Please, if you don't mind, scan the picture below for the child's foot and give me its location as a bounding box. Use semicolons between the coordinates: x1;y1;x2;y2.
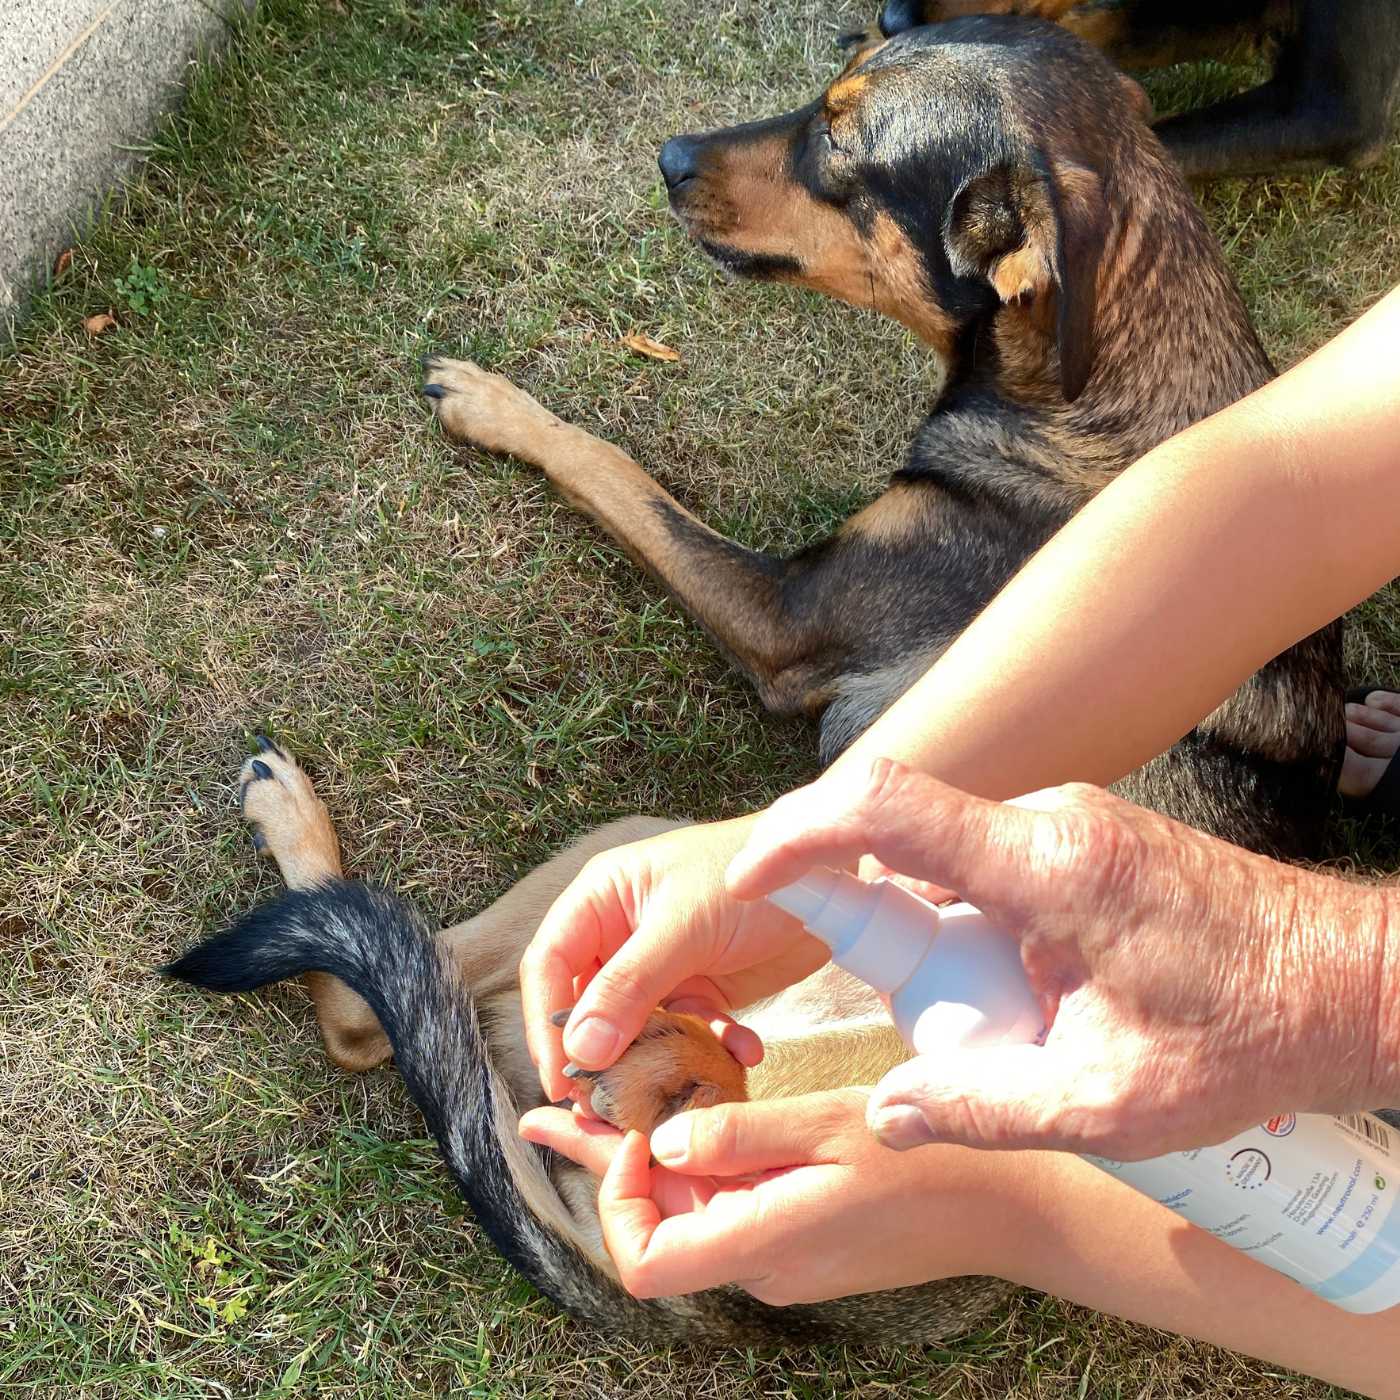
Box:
1340;690;1400;802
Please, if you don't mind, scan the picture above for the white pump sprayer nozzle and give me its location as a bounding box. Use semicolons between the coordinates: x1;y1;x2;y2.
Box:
766;867;939;995
764;868;841;929
766;867;1043;1047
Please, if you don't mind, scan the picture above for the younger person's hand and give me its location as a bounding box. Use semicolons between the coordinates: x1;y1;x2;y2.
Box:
520;816;830;1101
518;1089;1006;1303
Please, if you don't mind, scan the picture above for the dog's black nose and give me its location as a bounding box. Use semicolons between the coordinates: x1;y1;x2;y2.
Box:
879;0;925;37
658;136;702;190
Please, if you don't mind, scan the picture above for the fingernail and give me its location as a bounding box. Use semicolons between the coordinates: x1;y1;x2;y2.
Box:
564;1017;619;1067
871;1105;935;1151
650;1116;689;1164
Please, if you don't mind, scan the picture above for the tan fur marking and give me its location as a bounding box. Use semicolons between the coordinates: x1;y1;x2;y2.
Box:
572;1010;748;1133
749;1022;908;1101
662;126;958;356
803;211;959;357
827;71;874;114
990;242;1052;304
836;29;888;78
1057;8;1131;49
840;482;934;547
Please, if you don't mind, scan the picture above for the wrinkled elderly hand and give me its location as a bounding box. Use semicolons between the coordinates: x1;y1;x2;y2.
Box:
727;759;1400;1160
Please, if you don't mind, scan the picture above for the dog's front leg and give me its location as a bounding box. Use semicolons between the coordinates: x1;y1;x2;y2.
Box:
422;356;833;713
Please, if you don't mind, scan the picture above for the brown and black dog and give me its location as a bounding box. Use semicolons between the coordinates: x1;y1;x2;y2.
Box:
877;0;1400;178
172;19;1347;1346
421;16;1344;863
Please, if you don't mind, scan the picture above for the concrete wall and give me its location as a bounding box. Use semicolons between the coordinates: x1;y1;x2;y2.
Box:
1;0;250;334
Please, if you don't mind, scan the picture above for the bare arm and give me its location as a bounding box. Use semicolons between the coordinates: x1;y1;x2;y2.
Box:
831;284;1400;795
528;287;1400;1101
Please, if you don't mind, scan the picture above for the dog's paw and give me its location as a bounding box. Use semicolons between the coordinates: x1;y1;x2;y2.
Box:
420;355;559;459
564;1010;748;1134
238;735;340;885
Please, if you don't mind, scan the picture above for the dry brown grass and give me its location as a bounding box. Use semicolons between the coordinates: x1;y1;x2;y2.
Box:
1;0;1397;1394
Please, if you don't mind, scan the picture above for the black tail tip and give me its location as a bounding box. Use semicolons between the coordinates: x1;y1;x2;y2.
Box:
160;933;255;992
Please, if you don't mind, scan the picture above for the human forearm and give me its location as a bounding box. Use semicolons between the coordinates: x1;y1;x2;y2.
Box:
1016;1153;1400;1400
1289;866;1400;1110
527;1094;1400;1398
830;286;1400;798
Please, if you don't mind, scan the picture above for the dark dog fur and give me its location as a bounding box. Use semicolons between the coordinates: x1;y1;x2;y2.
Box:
427;17;1344;861
174;18;1351;1351
877;0;1400;178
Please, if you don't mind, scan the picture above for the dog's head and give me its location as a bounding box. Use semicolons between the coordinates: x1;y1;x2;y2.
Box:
659;19;1151;401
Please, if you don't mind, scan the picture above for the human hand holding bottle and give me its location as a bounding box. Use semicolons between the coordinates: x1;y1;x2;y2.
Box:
728;759;1400;1160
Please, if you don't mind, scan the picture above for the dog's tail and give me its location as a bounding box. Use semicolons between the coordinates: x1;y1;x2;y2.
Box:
163;880;709;1339
165;880;1011;1345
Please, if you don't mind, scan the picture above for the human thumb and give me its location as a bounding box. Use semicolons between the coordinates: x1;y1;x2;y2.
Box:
866;1045;1075;1153
650;1090;865;1175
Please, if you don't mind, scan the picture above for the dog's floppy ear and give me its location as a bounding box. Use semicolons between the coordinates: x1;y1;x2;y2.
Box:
944;157;1108;402
835;25;889;76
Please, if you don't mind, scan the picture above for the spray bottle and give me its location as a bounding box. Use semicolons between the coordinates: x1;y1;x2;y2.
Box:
767;867;1400;1314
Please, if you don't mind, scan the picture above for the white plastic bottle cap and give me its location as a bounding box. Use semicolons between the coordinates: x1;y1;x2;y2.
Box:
768;869;939;994
765;868;843;929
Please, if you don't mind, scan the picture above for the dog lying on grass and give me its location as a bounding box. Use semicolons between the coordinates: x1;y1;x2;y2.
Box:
171;18;1345;1345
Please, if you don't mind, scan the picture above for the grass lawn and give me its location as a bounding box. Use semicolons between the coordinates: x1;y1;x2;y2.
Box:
2;0;1398;1394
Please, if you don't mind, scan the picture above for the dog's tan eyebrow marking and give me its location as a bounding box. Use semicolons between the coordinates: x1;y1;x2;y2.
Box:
826;69;875;115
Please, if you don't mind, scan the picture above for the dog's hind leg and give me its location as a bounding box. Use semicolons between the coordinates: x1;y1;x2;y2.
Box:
238;739;393;1071
1151;0;1400;177
237;745;703;1098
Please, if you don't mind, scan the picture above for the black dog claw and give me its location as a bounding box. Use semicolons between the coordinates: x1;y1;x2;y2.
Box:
254;733;285;759
561;1062;596;1081
251;830;267;852
421;383;446;400
250;759;274;781
548;1007;574;1028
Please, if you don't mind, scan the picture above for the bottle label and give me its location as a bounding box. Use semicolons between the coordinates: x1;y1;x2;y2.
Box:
1088;1113;1400;1313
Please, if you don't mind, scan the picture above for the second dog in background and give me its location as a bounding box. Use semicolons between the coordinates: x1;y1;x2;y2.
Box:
876;0;1400;178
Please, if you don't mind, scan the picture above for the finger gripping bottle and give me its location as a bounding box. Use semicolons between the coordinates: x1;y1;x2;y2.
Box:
767;866;1400;1315
766;867;1044;1052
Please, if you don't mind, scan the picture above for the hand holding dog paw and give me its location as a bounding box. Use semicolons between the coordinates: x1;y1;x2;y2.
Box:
519;816;830;1103
519;1089;1000;1304
727;759;1398;1160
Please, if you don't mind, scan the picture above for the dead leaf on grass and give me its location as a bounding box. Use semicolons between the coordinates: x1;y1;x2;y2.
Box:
621;332;680;363
83;312;117;336
54;249;72;278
